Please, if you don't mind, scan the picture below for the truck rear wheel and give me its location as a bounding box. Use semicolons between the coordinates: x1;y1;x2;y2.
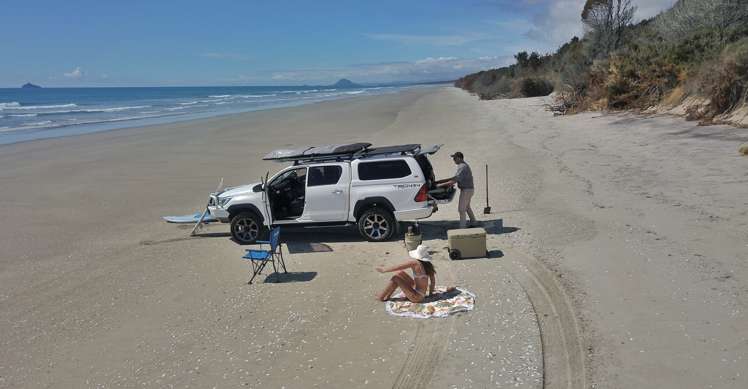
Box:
230;212;262;245
357;207;396;242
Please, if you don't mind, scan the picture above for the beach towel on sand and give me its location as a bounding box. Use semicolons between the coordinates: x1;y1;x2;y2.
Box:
385;287;475;319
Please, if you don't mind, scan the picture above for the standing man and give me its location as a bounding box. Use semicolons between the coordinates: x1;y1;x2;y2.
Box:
436;151;477;228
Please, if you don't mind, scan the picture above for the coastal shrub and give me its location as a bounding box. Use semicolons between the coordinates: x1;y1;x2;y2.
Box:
700;38;748;116
454;68;518;99
557;38;591;92
454;72;481;91
515;52;530;68
579;60;611;109
489;77;513;98
603;52;680;109
528;52;543;70
516;78;554;97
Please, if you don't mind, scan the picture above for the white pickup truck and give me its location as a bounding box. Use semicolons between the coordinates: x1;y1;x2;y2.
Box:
207;143;455;244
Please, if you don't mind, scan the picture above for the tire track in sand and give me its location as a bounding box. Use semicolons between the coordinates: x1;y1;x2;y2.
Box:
391;256;458;389
391;319;454;389
505;249;587;389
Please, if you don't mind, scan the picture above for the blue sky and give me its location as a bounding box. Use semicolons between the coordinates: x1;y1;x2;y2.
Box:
0;0;675;87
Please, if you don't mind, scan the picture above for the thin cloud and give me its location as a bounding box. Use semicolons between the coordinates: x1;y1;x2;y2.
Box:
266;56;513;84
415;57;459;64
63;66;83;79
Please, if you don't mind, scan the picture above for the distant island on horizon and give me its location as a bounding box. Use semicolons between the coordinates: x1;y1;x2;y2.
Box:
21;83;42;89
330;79;361;89
325;78;452;89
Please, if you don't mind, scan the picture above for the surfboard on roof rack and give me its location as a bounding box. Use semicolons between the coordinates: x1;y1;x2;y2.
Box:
262;146;314;161
263;142;372;162
362;144;442;157
362;144;420;156
305;143;372;156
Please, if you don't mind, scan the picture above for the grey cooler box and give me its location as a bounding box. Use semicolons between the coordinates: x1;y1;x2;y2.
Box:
447;228;487;259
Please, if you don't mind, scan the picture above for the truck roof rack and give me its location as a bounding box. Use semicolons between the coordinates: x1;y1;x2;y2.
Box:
263;143;436;164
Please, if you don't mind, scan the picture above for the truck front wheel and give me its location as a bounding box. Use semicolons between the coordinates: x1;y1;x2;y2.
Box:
230;212;262;245
357;207;396;242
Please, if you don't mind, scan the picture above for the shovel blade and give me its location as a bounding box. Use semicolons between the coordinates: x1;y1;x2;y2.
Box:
483;206;491;214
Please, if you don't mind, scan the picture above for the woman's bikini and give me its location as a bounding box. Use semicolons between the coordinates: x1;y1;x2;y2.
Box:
412;268;429;297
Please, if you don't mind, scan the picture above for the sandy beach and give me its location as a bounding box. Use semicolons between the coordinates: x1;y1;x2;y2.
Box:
1;87;747;388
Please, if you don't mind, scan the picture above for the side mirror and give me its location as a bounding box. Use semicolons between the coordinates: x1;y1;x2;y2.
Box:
253;183;263;192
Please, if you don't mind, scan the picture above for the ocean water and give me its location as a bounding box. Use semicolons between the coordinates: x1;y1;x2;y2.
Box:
0;85;406;145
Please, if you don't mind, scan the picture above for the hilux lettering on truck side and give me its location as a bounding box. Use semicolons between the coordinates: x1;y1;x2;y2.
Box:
393;184;422;190
206;143;455;244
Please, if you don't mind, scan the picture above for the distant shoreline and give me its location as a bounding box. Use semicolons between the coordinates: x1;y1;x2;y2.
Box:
0;80;453;90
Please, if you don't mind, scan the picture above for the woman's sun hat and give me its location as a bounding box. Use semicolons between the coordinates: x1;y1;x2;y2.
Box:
409;244;432;262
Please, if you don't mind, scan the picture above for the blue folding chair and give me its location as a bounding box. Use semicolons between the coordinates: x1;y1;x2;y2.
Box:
242;227;287;284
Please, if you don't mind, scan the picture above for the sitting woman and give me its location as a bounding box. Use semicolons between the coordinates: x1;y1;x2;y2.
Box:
376;245;454;303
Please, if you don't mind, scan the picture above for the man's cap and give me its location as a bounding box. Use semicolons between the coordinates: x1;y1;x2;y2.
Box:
450;151;464;159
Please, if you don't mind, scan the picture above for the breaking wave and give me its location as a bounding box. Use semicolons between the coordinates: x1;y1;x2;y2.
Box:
238;94;277;98
22;120;54;128
2;103;78;111
0;102;21;109
24;105;151;116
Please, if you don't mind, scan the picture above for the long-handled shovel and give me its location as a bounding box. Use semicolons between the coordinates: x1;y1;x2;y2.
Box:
483;164;491;214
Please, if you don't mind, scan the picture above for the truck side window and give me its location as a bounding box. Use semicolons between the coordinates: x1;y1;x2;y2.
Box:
307;166;343;186
358;160;411;180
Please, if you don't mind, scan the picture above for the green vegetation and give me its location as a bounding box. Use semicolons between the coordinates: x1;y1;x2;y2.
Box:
455;0;748;122
454;51;554;99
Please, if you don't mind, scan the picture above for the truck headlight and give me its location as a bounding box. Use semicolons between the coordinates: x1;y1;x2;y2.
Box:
218;197;232;207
